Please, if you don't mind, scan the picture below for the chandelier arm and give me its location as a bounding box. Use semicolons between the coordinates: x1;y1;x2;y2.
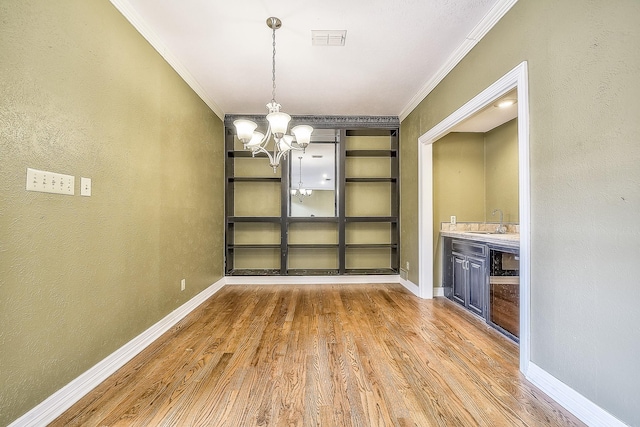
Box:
251;145;277;169
273;145;290;167
259;124;272;149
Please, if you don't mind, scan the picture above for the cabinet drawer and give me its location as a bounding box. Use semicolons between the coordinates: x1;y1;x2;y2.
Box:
452;240;487;257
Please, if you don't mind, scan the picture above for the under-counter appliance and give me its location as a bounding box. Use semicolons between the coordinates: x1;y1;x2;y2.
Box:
488;248;520;342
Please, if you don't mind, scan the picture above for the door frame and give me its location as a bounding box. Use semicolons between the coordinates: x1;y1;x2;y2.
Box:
417;61;530;373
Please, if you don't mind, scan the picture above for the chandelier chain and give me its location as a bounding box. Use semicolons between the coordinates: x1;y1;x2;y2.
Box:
271;22;276;104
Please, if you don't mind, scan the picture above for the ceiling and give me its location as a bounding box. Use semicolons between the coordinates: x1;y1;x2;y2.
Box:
450;88;518;133
110;0;517;119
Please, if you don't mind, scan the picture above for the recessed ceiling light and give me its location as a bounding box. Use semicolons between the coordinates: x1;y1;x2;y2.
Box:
494;99;517;108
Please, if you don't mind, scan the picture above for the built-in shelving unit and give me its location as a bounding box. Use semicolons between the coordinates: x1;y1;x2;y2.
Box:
342;129;399;275
224;117;399;276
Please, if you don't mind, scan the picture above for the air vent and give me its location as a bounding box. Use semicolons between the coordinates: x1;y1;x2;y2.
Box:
312;30;347;46
311;155;323;159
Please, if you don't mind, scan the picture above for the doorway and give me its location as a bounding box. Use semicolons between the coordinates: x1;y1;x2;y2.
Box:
417;61;530;373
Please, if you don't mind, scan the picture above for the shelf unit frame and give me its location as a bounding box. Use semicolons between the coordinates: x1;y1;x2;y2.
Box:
224;117;399;276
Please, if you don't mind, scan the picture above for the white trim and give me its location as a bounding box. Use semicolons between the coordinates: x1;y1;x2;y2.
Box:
433;286;445;297
399;0;518;121
226;275;423;299
527;363;628;427
398;277;421;297
108;0;225;120
224;274;402;286
418;142;434;299
417;62;530;373
9;278;226;427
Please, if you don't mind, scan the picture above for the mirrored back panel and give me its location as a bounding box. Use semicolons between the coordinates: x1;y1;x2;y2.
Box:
290;129;338;218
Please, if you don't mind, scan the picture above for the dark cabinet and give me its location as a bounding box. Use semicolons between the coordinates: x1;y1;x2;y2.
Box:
451;242;487;318
444;236;520;342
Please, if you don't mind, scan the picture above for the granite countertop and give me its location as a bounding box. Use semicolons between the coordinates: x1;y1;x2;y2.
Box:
440;222;520;249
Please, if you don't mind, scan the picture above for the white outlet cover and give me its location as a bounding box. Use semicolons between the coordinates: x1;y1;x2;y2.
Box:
81;177;91;196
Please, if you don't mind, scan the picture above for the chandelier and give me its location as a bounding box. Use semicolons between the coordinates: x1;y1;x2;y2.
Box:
234;17;313;173
291;156;313;201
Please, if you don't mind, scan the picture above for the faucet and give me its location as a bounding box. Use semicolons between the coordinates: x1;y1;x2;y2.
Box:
492;209;507;234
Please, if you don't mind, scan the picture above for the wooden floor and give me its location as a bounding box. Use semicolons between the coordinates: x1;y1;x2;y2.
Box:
52;284;584;426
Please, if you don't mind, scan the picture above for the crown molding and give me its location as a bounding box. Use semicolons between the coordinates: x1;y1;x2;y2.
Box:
224;115;400;129
398;0;518;122
109;0;225;120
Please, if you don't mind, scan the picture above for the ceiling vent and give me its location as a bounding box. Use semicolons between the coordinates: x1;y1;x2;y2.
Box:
312;30;347;46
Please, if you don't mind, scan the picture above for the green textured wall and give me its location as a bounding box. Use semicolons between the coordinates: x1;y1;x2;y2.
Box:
0;1;225;424
432;132;485;288
485;119;518;222
400;0;640;425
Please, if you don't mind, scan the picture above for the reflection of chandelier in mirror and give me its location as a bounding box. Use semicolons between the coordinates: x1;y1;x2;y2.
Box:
233;17;313;173
291;156;313;201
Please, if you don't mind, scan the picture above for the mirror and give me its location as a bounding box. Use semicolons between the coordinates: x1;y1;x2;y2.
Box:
289;129;337;217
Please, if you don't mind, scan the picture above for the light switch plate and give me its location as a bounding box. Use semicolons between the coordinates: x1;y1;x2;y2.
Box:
26;168;75;195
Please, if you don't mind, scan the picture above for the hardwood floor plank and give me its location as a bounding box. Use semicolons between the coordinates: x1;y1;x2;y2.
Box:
51;284;585;427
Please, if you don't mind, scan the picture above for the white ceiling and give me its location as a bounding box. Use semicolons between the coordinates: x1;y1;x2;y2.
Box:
110;0;517;119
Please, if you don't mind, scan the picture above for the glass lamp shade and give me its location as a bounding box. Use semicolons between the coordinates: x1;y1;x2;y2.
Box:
291;125;313;148
279;135;293;152
234;119;258;143
266;111;291;137
246;132;264;149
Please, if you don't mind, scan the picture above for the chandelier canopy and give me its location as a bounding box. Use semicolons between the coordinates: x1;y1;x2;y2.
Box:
234;17;313;173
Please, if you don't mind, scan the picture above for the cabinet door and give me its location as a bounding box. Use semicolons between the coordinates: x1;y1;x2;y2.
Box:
467;256;486;317
452;253;467;306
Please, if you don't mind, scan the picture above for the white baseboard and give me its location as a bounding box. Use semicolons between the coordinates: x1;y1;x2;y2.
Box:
226;275;428;300
433;286;445;297
526;362;627;427
9;278;226;427
398;276;420;297
224;274;402;285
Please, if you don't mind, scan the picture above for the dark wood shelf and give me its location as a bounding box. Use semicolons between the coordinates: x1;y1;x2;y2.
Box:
228;177;281;182
345;217;398;223
288;244;339;249
227;269;282;276
228;244;281;250
345;149;397;157
345;177;396;183
344;268;398;275
227;150;269;158
345;243;398;249
228;216;282;223
287;217;340;223
286;269;340;276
